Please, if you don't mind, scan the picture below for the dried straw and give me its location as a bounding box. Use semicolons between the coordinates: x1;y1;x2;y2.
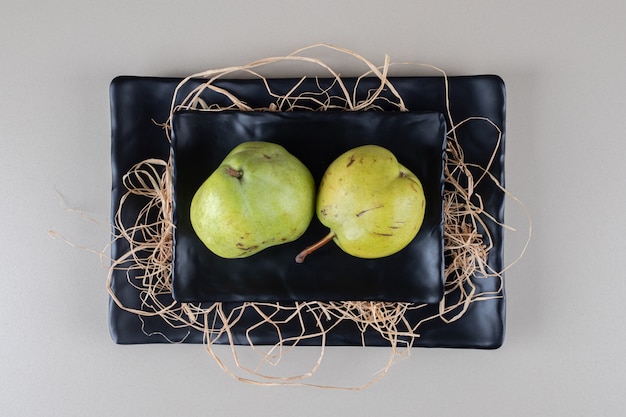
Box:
106;44;525;389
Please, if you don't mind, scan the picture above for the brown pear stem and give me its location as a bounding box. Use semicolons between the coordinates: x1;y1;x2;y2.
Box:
226;166;242;178
295;231;336;263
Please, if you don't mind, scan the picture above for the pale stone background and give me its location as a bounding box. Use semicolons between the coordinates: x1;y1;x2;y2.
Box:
2;1;624;415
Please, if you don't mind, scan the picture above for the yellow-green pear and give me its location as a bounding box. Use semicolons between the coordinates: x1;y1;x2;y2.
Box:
190;141;315;258
296;144;425;262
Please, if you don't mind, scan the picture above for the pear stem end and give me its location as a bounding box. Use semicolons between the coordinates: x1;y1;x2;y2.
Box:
226;166;243;178
295;231;336;263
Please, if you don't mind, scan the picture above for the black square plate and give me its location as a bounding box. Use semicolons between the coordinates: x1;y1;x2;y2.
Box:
171;111;446;304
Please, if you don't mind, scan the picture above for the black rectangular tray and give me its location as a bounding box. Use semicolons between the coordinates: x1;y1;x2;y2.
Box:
109;75;506;348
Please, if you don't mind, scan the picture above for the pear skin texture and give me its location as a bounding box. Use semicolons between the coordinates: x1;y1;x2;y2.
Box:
317;145;426;259
190;141;315;258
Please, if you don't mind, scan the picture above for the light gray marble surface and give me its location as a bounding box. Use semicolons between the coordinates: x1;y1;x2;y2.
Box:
2;1;625;415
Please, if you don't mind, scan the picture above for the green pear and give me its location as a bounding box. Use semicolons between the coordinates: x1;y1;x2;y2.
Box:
190;141;315;258
295;144;425;262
